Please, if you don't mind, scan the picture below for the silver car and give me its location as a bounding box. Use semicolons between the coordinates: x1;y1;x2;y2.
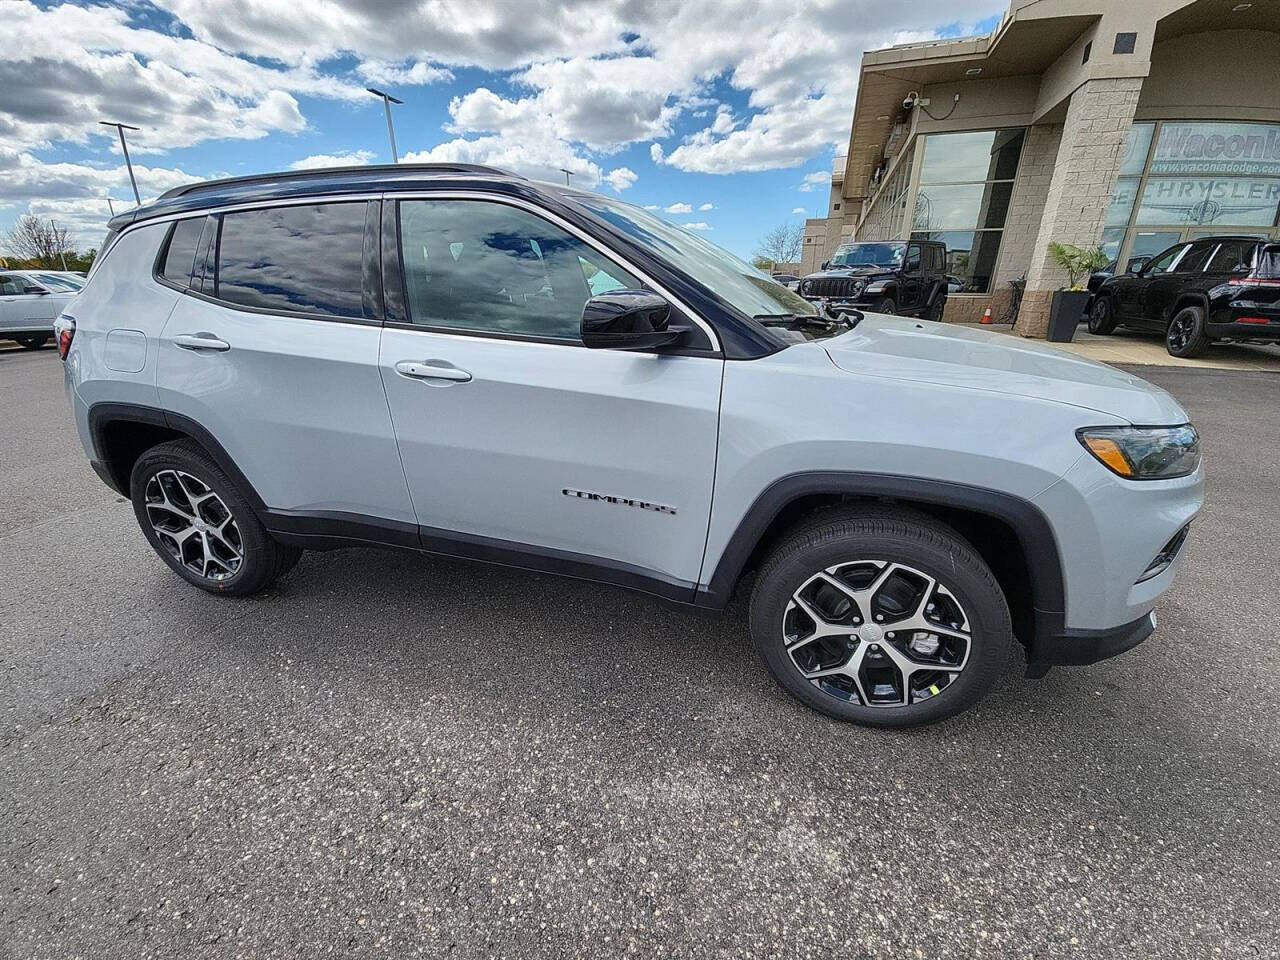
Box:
1;270;79;349
56;164;1203;726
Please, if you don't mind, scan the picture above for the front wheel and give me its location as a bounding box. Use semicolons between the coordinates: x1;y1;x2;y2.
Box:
749;508;1012;727
1087;296;1117;335
130;439;302;595
1166;305;1209;358
873;297;897;316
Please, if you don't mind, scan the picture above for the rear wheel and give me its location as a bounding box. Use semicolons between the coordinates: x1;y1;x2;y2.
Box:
749;508;1012;727
1166;304;1210;358
924;294;946;322
130;439;302;595
15;335;49;350
1087;296;1117;335
873;297;897;316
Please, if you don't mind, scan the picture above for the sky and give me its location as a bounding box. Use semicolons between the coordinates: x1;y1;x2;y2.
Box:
0;0;1006;261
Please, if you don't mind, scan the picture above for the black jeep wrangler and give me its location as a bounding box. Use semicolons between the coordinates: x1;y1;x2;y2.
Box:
798;240;949;320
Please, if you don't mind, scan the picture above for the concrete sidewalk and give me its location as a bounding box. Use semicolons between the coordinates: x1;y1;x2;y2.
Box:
954;321;1280;371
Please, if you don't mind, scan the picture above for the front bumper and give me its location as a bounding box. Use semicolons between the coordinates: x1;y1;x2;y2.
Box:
1025;610;1156;676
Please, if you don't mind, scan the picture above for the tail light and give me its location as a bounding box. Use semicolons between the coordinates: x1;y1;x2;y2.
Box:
54;315;75;360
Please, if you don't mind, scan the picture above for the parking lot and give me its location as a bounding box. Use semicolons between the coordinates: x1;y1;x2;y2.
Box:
2;342;1278;959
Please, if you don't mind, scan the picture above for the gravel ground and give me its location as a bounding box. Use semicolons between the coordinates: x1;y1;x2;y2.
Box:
2;343;1278;959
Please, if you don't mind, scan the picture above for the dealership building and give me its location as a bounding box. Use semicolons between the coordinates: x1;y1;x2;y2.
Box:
802;0;1280;335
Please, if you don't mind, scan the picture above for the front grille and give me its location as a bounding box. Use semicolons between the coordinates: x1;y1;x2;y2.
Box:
802;277;863;299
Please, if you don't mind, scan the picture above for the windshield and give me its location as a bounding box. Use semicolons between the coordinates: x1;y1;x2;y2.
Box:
33;273;82;291
568;194;818;319
830;242;905;269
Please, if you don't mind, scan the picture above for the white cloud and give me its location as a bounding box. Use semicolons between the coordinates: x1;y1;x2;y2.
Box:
792;206;807;214
643;204;660;210
649;143;665;164
357;61;454;87
290;150;377;170
403;136;603;187
710;106;736;135
682;221;712;231
664;202;693;214
798;171;830;192
698;202;714;211
602;167;638;192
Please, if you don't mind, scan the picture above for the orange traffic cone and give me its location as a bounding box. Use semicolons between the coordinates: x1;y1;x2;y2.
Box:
979;306;993;324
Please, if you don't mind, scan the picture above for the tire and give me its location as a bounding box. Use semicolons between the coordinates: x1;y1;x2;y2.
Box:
924;294;946;322
873;297;897;316
1087;296;1117;335
129;439;302;596
15;335;49;350
1165;304;1210;358
748;507;1012;728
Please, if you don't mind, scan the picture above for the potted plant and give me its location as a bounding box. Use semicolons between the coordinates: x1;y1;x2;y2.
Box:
1045;241;1109;342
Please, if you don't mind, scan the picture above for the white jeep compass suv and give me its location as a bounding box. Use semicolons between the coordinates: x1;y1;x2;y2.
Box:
56;164;1203;726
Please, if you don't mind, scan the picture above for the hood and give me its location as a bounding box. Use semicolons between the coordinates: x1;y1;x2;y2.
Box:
821;315;1188;424
805;265;889;281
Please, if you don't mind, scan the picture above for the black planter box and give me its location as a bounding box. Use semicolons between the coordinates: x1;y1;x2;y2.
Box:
1047;290;1090;342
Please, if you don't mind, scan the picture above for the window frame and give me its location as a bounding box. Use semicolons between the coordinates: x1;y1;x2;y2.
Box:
382;192;718;353
152;216;210;292
181;198;384;327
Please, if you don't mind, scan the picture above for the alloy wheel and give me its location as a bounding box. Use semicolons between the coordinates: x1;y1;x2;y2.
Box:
144;469;243;581
1167;311;1193;352
781;560;971;707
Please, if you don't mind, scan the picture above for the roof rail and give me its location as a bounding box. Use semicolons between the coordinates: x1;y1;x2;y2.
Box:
157;163;516;201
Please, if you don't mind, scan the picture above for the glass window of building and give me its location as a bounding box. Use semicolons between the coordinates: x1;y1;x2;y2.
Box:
912;128;1024;293
1102;120;1280;266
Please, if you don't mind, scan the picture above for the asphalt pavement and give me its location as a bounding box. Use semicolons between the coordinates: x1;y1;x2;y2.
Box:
2;342;1278;959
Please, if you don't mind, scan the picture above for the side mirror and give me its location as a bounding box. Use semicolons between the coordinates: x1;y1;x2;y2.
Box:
1126;256;1150;275
24;285;49;295
581;290;685;351
820;260;830;271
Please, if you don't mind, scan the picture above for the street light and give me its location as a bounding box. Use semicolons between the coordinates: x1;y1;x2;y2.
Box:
559;168;575;186
99;121;141;205
366;88;404;163
106;197;116;217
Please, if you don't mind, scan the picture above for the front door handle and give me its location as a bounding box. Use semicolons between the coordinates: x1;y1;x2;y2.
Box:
394;360;472;382
174;333;230;352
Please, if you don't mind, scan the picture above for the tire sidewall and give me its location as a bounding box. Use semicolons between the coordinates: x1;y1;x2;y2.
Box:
750;527;1010;727
875;297;897;316
130;443;269;594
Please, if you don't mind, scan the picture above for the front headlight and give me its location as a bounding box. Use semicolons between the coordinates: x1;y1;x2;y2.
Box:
1077;425;1200;480
863;282;885;294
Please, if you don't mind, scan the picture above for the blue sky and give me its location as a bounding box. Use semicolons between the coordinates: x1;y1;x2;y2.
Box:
1;1;1005;260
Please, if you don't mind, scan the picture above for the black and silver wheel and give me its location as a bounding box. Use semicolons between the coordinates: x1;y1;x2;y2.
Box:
749;509;1012;727
1087;296;1116;335
1166;305;1209;358
15;334;50;350
130;439;301;595
873;297;897;316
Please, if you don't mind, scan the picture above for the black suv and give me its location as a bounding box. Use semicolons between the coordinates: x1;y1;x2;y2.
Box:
797;240;948;320
1088;236;1280;358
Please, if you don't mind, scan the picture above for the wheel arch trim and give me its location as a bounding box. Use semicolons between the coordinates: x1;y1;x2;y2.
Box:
699;471;1066;618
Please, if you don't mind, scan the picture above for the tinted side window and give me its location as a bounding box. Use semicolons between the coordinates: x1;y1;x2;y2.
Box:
159;218;205;287
214;203;367;318
398;199;641;340
1146;245;1185;275
1206;241;1254;274
905;244;922;272
1172;242;1215;274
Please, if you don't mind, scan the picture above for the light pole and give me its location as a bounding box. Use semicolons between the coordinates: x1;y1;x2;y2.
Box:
106;197;116;217
366;88;403;163
50;220;69;270
99;121;141;205
559;167;575;186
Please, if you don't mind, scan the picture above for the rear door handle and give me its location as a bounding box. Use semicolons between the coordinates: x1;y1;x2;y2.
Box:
394;360;472;382
174;333;230;352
